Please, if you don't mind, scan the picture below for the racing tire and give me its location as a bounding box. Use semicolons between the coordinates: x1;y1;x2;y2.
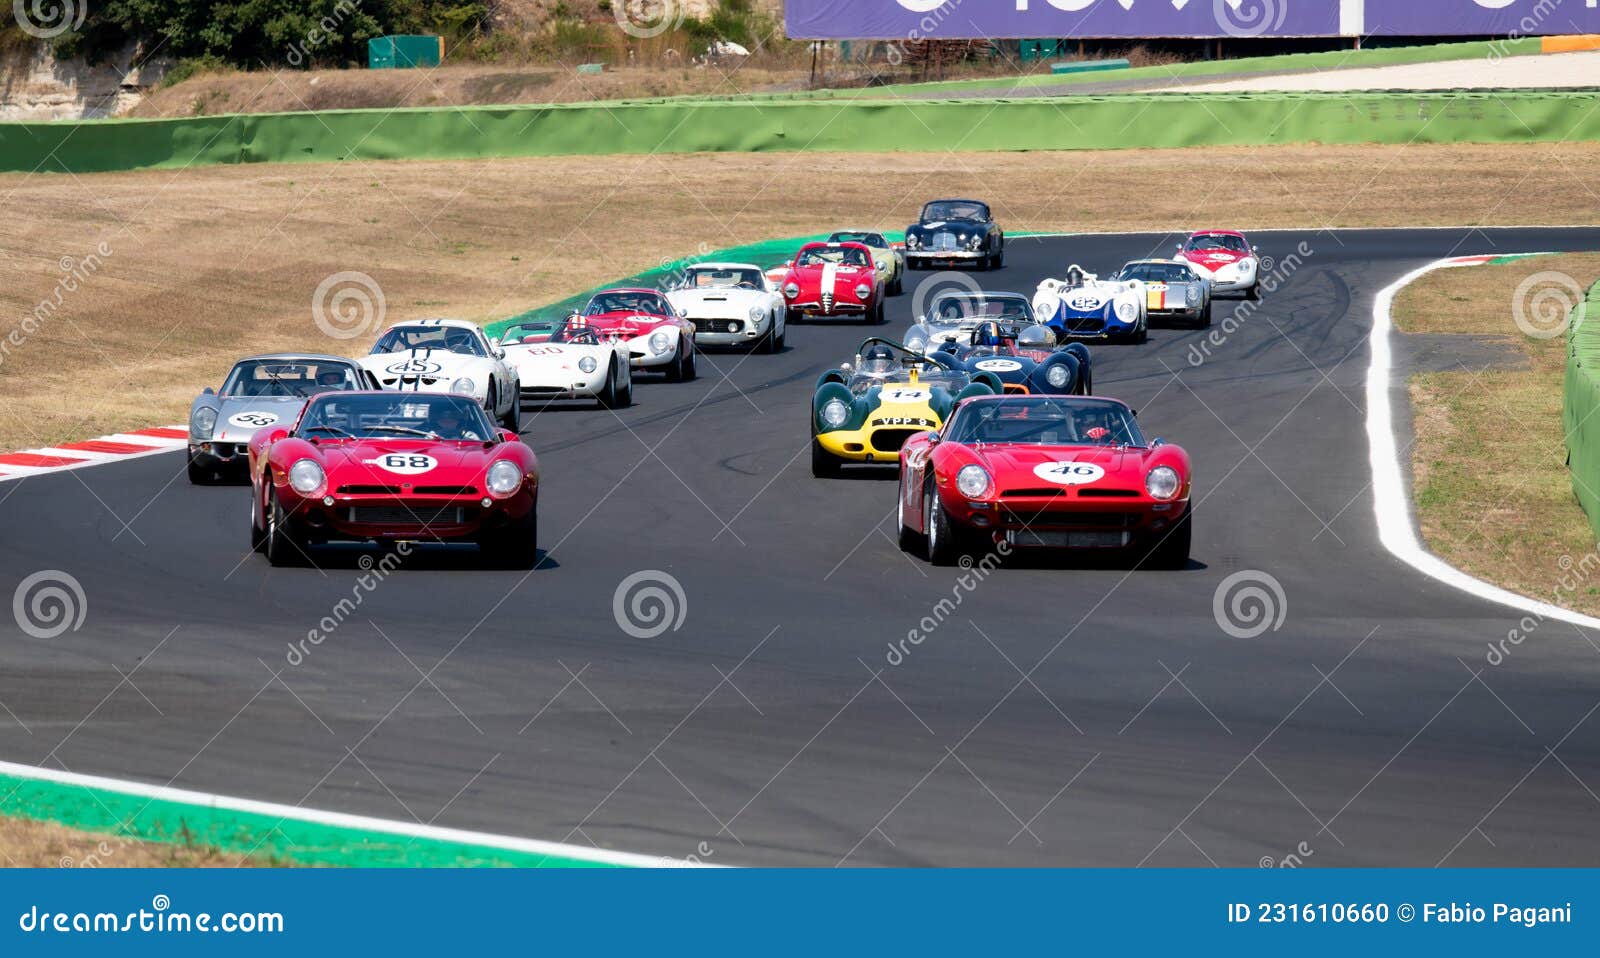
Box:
250;487;266;553
482;508;539;569
811;436;842;479
682;341;697;381
888;275;903;297
501;384;522;432
923;479;963;567
1246;282;1262;302
187;457;216;485
1143;506;1192;571
759;320;780;354
1198;301;1213;329
597;364;620;409
264;499;307;568
993;245;1004;270
896;484;921;553
774;323;786;351
1131;320;1149;345
664;341;687;382
620;366;634;406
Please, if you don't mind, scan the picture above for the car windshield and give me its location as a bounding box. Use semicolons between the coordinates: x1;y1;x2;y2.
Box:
922;201;988;223
797;246;870;268
829;232;887;249
1120;263;1195;283
685;268;764;290
948;398;1145;447
586;292;669;315
371;325;486;357
223;359;359;398
500;323;557;345
297;394;495;442
1186;234;1247;253
928;295;1032;327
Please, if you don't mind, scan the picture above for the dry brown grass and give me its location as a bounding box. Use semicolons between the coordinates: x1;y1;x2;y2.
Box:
2;142;1599;455
1399;253;1600;617
0;816;265;867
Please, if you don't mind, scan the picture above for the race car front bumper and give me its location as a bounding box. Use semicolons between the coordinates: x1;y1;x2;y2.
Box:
189;441;250;471
906;250;984;267
687;315;771;345
942;489;1187;550
817;422;936;463
788;300;870;320
280;489;535;543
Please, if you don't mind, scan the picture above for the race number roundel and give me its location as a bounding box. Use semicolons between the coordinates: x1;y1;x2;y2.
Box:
228;411;279;428
974;359;1022;373
385;358;443;375
1034;461;1105;486
364;453;438;475
880;386;930;404
1066;292;1104;311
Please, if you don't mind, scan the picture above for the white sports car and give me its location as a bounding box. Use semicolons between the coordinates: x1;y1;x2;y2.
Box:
495;319;633;408
666;263;787;352
359;318;522;429
1033;266;1149;343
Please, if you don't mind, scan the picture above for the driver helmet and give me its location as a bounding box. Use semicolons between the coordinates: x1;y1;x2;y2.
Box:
1017;325;1057;349
937;300;965;322
1065;265;1086;287
859;343;899;377
972;322;1004;348
317;369;347;388
435;406;463;434
1075;407;1117;443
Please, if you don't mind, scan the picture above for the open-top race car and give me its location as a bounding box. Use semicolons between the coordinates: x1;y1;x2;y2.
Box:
578;288;698;380
828;230;905;296
811;338;1001;477
897;394;1191;568
902;290;1036;352
774;241;886;324
927;321;1093;397
188;354;374;484
1034;265;1148;343
359;319;521;431
1113;259;1213;328
1175;229;1263;300
665;263;786;352
495;318;632;409
248;391;540;568
903;199;1004;271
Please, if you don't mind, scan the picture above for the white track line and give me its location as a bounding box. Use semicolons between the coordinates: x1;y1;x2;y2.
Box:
1368;256;1600;631
0;758;698;868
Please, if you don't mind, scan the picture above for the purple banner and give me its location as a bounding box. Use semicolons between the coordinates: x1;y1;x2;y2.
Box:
785;1;1340;40
1364;0;1600;36
784;0;1600;40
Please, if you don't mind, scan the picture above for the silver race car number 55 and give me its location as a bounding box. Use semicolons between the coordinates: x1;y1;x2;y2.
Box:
1034;461;1105;485
364;454;438;475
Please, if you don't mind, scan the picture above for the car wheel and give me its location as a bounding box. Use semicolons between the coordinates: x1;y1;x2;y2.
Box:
264;498;306;567
811;434;841;478
502;383;522;431
621;365;634;406
896;482;920;553
663;341;685;382
250;485;266;553
760;318;779;354
889;275;902;297
1143;506;1192;571
924;478;961;566
682;341;697;381
1246;282;1262;301
1199;301;1213;329
597;364;620;409
483;506;539;569
993;245;1004;270
774;321;786;351
187;457;215;485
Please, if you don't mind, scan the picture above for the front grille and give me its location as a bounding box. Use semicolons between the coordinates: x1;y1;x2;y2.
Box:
933;232;957;251
1010;529;1130;549
692;318;743;333
414;485;476;496
348;505;466;526
1001;488;1066;498
338;484;403;494
821;293;834;312
1006;511;1135;530
1078;489;1140;498
1063;317;1106;334
869;429;919;453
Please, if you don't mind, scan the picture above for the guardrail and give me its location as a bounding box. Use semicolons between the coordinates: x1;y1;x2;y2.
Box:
1564;281;1600;538
5;89;1600;175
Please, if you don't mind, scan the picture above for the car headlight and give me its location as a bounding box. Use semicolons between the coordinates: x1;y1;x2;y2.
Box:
956;464;991;499
191;406;217;436
855;284;872;301
1146;465;1181;501
1116;301;1138;323
1186;286;1202;306
1045;364;1071;388
288;458;325;496
876;260;888;272
904;330;929;353
969;234;984;250
578;356;597;374
451;377;475;395
958;233;968;244
820;399;850;429
649;331;671;354
748;306;765;322
784;282;800;299
486;459;523;498
906;234;920;249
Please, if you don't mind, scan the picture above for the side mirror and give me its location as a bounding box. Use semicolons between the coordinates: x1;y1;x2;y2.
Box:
499;429;520;444
494;347;507;359
1151;437;1165;447
202;386;215;396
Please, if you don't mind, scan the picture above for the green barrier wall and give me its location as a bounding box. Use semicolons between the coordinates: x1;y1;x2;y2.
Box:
1565;282;1600;538
6;89;1600;175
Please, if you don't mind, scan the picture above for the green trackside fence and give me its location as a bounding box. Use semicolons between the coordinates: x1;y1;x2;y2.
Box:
6;89;1600;175
1565;281;1600;539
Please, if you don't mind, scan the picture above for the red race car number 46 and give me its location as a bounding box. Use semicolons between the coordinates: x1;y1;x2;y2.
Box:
364;454;438;475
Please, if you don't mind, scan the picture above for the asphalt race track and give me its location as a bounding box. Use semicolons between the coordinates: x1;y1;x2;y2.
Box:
5;228;1600;867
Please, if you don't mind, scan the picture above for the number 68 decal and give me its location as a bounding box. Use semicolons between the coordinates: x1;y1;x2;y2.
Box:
363;454;437;475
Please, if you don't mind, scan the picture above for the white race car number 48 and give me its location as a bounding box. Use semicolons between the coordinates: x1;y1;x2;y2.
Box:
1034;461;1105;486
228;412;279;428
364;454;437;475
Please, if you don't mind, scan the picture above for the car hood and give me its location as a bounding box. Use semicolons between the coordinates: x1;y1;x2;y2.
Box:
205;395;309;442
359;350;489;382
972;443;1146;486
318;439;504;483
1184;249;1249;269
914;218;987;232
668;288;763;317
